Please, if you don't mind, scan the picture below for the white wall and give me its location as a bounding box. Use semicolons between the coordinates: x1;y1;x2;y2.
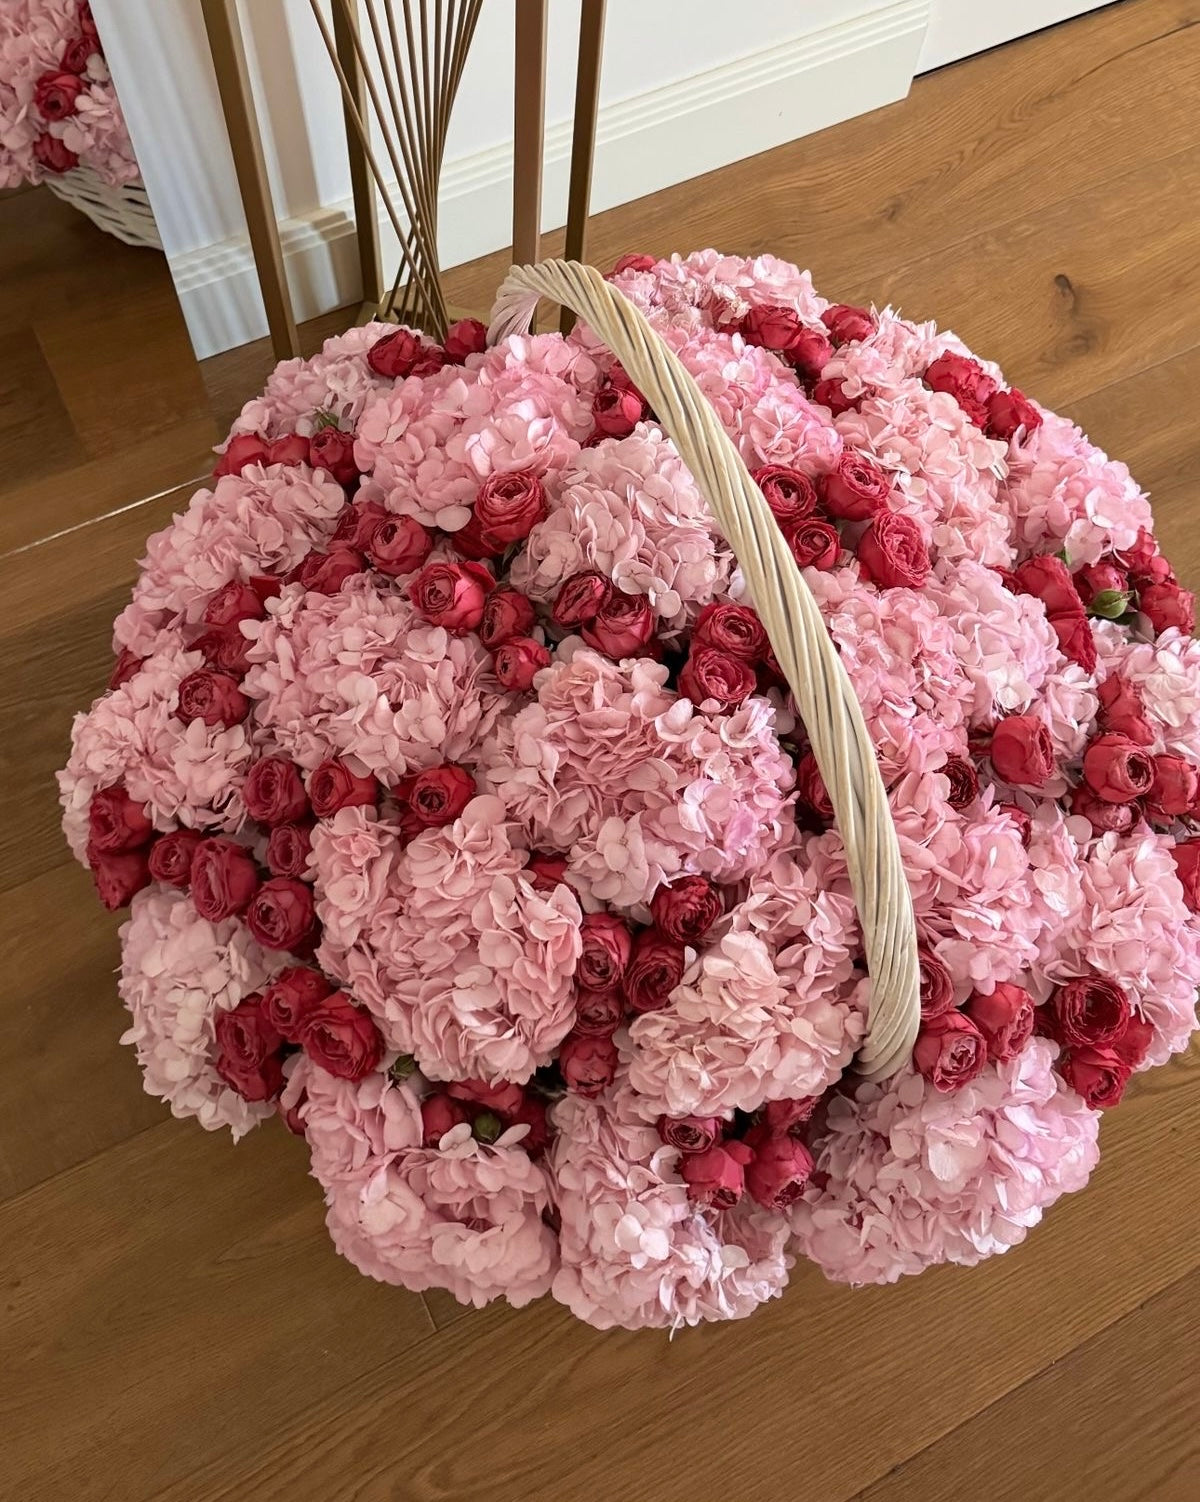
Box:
917;0;1112;72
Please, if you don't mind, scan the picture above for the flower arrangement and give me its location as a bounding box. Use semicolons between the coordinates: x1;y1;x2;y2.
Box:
1;0;138;188
59;249;1200;1330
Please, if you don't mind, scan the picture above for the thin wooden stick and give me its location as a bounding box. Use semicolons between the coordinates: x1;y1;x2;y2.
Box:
512;0;548;268
332;0;384;313
560;0;606;333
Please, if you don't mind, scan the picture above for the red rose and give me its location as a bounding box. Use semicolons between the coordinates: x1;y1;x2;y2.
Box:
60;35;94;74
762;1097;820;1133
203;579;266;632
1013;556;1079;615
624;929;686;1013
88;785;153;852
592;379;648;438
266;433;312;467
524;851;568;892
175;669;249;728
80;5;101;42
246;877;317;952
332;499;389;550
918;947;956;1019
581;590;655;658
109;647;144;690
193;627;252;677
577;913;634;990
990;714;1055;788
693;603;767;662
751;464;818;525
1051;611;1098;673
148;829;204;888
446;1078;525;1115
214;995;284;1102
913;1011;989;1092
1097;675;1154;745
1140;580;1195;636
266;821;313;879
480;587;536;648
998;802;1033;848
785;518;841;572
941;754;979;809
299;990;384;1079
34;70;84;121
88;845;151;911
679;1141;750;1208
857;511;930;589
1147;755;1198;819
925;352;998;425
739;303;806;354
262;965;330;1040
821;303;876;344
743;1126;814;1210
1170;840;1200;911
1082;733;1154;804
821;452;892;521
795;751;834;821
409;560;493;632
1058;1046;1130;1110
678;648;756;710
470;470;547;551
965;984;1034;1062
612;252;656;274
985;388;1042;442
559;1031;619;1097
367;327;425;378
1049;976;1131;1048
242;756;309;826
657;1115;723;1153
787;327;834;378
573;987;625;1036
190;838;259;921
1111;1013;1154;1071
308;427;359;486
364;515;432;578
552;570;612;628
811;377;857;416
651;875;722;944
408;764;475;827
308;758;379;818
442;317;488;363
421;1093;470;1146
213;433;268;477
1073;561;1128;609
287;547;365;594
507;1094;550;1155
33;132;78;172
493;637;551;691
1069;785;1137;836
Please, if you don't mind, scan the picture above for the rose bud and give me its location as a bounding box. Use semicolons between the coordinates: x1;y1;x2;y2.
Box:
298;990;384;1080
751;464;818;525
679;1141;751;1209
1097;675;1154;746
762;1097;820;1133
214;996;285;1103
1082;733;1155;804
573;987;625;1036
786;517;841;572
1048;976;1131;1049
307;758;380;818
1074;561;1129;610
265;433;313;467
592;380;647;438
998;802;1033;849
421;1093;470;1146
287;547;366;594
941;754;979;809
480;587;537;648
33;132;78;173
445;1078;525;1116
493;637;551;691
34;69;84;120
612;252;656;274
1116;528;1163;579
243;756;309;826
147;829;204;888
581;590;656;658
266;822;314;879
740;303;807;353
109;647;145;691
1111;1012;1154;1071
246;877;318;952
411;348;448;377
657;1115;723;1154
788;327;834;379
408;559;493;632
262;965;331;1041
795;751;834;820
367;327;425;378
965;983;1035;1062
913;1011;989;1092
506;1094;550;1156
577;912;634;991
857;510;931;589
193;626;253;677
692;602;767;662
821;303;876;344
984;388;1043;442
1058;1046;1131;1110
88;845;152;912
558;1031;619;1098
1147;755;1199;820
60;35;95;75
408;764;475;827
1140;580;1196;636
524;851;568;892
472;1109;504;1144
918;947;956;1019
203;579;266;632
1050;610;1098;674
552;570;612;628
1069;785;1138;836
189;838;259;921
366;515;433;577
1171;839;1200;911
442;317;488;363
811;377;858;416
990;714;1055;788
308;427;359;486
175;669;249;728
743;1126;815;1210
472;470;547;550
624;929;687;1013
651;875;723;944
924;351;998;426
678;648;756;711
332;499;388;549
88;785;153;853
821;452;892;521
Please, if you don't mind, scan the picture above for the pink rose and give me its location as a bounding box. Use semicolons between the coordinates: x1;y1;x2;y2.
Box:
446;1078;525;1116
421;1093;470;1145
573;987;625;1036
1140;580;1196;635
407;764;476;827
214;995;284;1103
811;377;857;416
148;829;204;888
246;877;318;952
1058;1046;1130;1110
821;303;876;343
1048;976;1131;1049
990;714;1055;788
925;352;998;426
985;388;1042;442
109;648;144;691
470;470;547;550
242;756;309;826
307;759;380;818
918;947;956;1019
795;752;834;820
577;913;634;991
913;1011;989;1093
332;499;389;550
679;1141;752;1209
524;851;568;892
624;929;686;1014
367;327;425;378
480;588;536;648
558;1031;619;1097
300;990;384;1080
87;845;151;912
33;133;78;173
580;591;656;658
1171;840;1200;911
366;516;433;577
1082;733;1155;804
88;785;153;853
751;464;818;525
1147;755;1198;819
821;452;892;521
409;560;493;632
266;821;314;879
442;318;488;363
1069;786;1137;836
692;602;767;661
762;1097;820;1134
493;637;551;691
552;570;612;628
650;875;723;944
743;1125;815;1210
308;427;359;486
34;70;83;121
965;983;1034;1062
263;965;330;1040
287;547;366;593
190;838;259;921
175;669;249;728
857;511;930;589
785;517;841;572
678;648;756;710
657;1115;723;1154
204;579;267;630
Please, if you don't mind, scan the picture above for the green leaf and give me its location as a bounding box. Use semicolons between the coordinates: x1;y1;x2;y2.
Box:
388;1053;417;1082
311;408;340;431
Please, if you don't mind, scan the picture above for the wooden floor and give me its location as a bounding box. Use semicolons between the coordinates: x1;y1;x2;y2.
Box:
2;3;1199;1497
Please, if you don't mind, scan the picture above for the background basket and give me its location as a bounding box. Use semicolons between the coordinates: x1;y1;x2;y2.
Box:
44;166;160;250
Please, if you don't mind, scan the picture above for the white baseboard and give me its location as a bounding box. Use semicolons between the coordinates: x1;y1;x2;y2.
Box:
174;0;930;358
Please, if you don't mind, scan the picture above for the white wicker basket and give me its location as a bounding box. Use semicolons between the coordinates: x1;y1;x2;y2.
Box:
44;165;161;250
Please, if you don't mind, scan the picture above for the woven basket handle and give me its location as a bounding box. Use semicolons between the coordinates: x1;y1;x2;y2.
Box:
489;259;920;1080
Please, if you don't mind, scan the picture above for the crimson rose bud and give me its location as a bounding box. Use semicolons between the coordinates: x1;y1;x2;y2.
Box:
366;516;433;577
581;590;656;658
559;1031;619;1097
918;947;956;1019
331;499;388;550
553;570;612;628
147;829;204;888
1069;785;1137;836
190;838;259;921
525;851;568;892
821;303;876;344
193;626;252;677
811;377;857;416
1073;561;1128;609
1049;976;1131;1049
243;756;309;826
998;802;1033;849
1097;675;1154;745
1082;733;1155;804
34;69;84;120
480;587;537;648
442;317;488;363
795;752;834;820
1051;611;1098;674
740;303;806;354
1014;556;1081;616
744;1126;815;1210
650;875;722;944
990;714;1055;788
624;929;686;1013
1171;839;1200;911
408;559;493;632
857;510;931;589
88;845;152;911
60;35;94;74
1140;580;1196;636
445;1077;525;1115
367;327;425;378
786;518;841;572
577;912;634;991
984;387;1042;442
287;547;365;594
924;352;998;426
266;822;313;879
33;132;77;172
1112;1013;1154;1071
679;1143;747;1209
408;764;475;827
678;648;756;711
573;987;625;1036
965;984;1034;1062
762;1097;820;1133
266;433;313;467
507;1094;550;1156
421;1093;470;1146
89;785;153;852
1147;755;1198;819
658;1115;723;1154
214;996;285;1103
751;464;818;525
308;427;359;485
263;965;330;1040
204;578;267;630
913;1011;989;1092
109;647;144;691
308;758;379;818
299;990;383;1080
493;637;551;691
592;381;647;438
211;430;266;476
175;669;249;728
612;252;656;274
1058;1046;1130;1110
472;470;547;549
941;754;980;809
246;877;317;952
821;452;891;521
692;602;767;662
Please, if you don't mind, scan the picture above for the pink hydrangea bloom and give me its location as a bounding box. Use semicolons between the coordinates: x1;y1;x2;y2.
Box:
289;1056;422;1181
353;366;479;531
228;322;396;439
1094;621;1200;757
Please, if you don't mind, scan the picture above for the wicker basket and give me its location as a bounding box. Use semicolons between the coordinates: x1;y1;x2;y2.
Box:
44;166;161;250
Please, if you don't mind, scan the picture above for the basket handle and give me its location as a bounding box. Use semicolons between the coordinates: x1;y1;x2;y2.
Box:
489;260;920;1080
